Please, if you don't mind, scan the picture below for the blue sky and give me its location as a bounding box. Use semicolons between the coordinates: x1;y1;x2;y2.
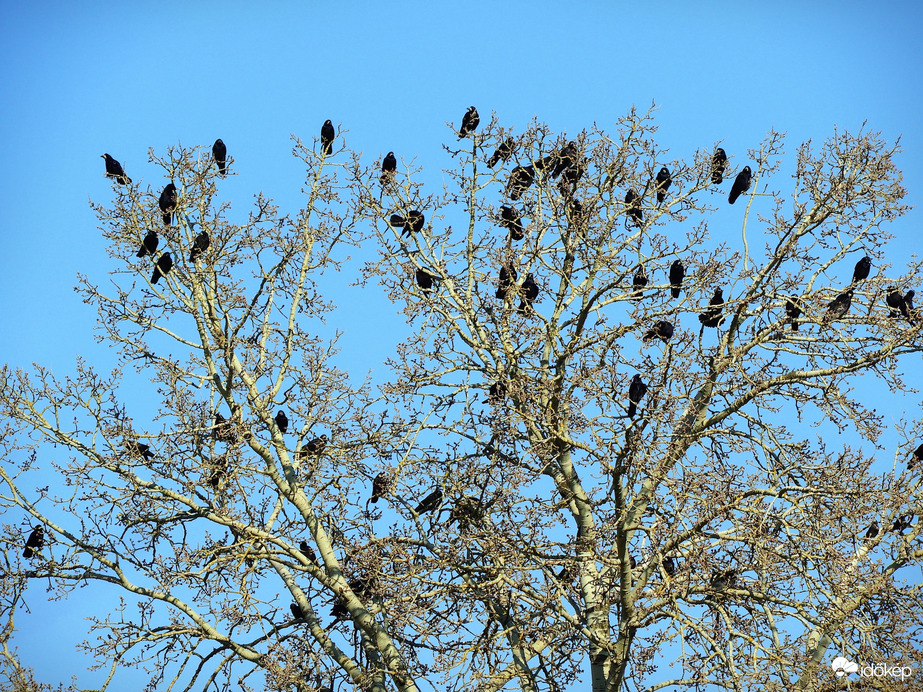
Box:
2;1;922;689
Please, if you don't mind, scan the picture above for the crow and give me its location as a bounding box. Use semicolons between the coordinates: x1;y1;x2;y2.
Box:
669;259;685;298
627;374;647;418
487;137;514;167
557;160;585;195
506;165;535;200
158;183;178;225
290;602;306;621
151;252;174;285
23;526;44;559
711;148;727;184
728;166;752;204
212;139;227;176
189;231;210;262
785;298;803;331
415;268;439;293
886;287;904;317
824;291;853;323
632;267;648;301
852;256;871;283
699;288;725;328
305;434;328;455
567;198;588;228
331;577;375;620
643;320;674;342
499;205;524;241
125;441;155;459
403;210;425;237
299;541;318;563
518;273;539;313
208;454;228;487
320;120;335;156
710;568;737;592
496;264;518;301
458;106;479;138
890;514;914;535
663;555;677;577
371;472;389;504
909;443;923;470
415;489;444;514
864;522;880;540
137;231;159;258
624;189;642;226
275;410;289;435
487;381;507;402
901;289;916;323
380;151;397;184
102;154;131;185
655;166;671;205
551;141;578;179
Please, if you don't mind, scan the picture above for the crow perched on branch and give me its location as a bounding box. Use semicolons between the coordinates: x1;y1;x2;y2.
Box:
274;410;289;435
125;441;155;459
499;205;524;241
151;252;174;285
415;489;444;514
189;231;210;262
517;274;539;313
643;321;674;342
851;256;871;283
371;472;390;504
699;288;725;328
625;189;642;226
728;166;751;204
669;260;685;299
627;374;648;418
824;291;853;323
23;526;44;559
320;120;335;156
785;298;803;331
711;148;727;184
159;183;177;226
415;268;439;293
487;137;514;168
102;154;131;185
496;264;518;301
458;106;479;138
655;166;671;204
305;435;329;455
380;151;397;184
212;139;227;176
506;165;534;200
137;231;159;258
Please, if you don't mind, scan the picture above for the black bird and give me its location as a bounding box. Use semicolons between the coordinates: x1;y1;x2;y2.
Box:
370;472;389;504
626;374;648;418
728;166;752;204
643;320;674;342
886;287;904;317
711;148;727;185
663;555;677;577
624;189;643;226
299;541;318;563
290;602;306;621
785;298;803;331
632;268;648;301
487;137;514;167
380;151;397;184
487;381;507;402
389;214;406;229
212;139;227;176
864;522;880;540
331;577;375;620
909;443;923;470
499;205;524;241
403;210;425;237
518;273;539;313
23;526;44;559
710;569;737;592
901;289;916;323
824;291;853;323
415;268;438;293
557;160;585;195
125;441;155;459
655;166;671;205
890;514;914;535
320;120;335;156
415;489;444;514
496;264;518;301
699;288;725;328
669;259;685;299
567;198;588;228
213;413;237;443
208;454;228;487
101;154;131;185
305;434;328;455
852;256;871;283
151;252;174;285
551;141;578;179
506;165;535;200
136;231;159;258
158;183;177;226
275;410;289;435
458;106;479;139
189;231;210;262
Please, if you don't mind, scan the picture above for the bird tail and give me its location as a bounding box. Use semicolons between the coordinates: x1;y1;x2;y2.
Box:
189;249;199;263
152;269;161;284
627;402;637;417
163;212;172;226
671;287;680;298
791;322;799;331
137;246;147;258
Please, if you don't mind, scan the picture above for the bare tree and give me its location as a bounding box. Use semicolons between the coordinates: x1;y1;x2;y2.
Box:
2;108;922;692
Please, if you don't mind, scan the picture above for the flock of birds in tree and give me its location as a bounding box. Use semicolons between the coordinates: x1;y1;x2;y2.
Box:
20;111;922;623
